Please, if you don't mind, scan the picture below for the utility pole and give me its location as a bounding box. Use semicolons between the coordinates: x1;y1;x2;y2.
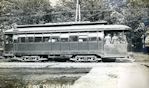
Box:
75;0;81;22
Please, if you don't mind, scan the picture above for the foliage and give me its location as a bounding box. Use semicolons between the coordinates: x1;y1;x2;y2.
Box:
54;0;108;22
0;0;53;25
128;0;149;7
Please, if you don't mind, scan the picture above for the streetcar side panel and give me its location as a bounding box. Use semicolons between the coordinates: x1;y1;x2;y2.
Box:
13;31;104;57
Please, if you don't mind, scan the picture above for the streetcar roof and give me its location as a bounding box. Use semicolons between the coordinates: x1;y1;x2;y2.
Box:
16;21;108;28
5;22;131;34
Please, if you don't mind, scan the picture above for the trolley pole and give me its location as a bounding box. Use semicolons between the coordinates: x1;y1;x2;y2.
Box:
75;0;81;22
78;4;81;22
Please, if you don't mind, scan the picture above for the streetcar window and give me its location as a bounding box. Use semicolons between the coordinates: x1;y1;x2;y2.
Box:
79;32;88;42
51;36;60;42
35;37;42;42
25;34;34;42
43;37;50;42
61;38;68;42
20;37;25;43
28;37;34;42
79;36;88;42
88;32;97;41
89;37;97;41
60;33;69;42
43;33;51;42
69;36;78;42
25;37;29;42
79;38;88;42
13;35;18;43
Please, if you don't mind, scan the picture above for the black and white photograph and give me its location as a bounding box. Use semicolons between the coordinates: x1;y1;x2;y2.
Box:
0;0;149;88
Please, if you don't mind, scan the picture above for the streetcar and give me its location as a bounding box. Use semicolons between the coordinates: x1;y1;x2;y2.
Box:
4;21;131;62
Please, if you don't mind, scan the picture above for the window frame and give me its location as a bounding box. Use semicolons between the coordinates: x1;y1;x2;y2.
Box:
43;33;51;42
60;33;69;42
69;32;79;42
78;32;88;42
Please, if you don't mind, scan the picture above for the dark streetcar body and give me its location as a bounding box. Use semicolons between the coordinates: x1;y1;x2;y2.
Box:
4;22;131;62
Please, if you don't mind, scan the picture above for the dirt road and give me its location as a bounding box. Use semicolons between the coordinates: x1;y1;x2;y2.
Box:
71;63;149;88
0;62;149;88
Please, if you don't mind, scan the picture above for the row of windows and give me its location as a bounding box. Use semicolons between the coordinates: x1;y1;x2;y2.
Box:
6;31;128;44
15;36;102;43
12;32;104;43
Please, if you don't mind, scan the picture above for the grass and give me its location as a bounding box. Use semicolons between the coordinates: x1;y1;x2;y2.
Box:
132;52;149;62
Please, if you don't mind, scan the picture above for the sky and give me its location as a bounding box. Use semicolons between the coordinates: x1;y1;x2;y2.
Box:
49;0;59;6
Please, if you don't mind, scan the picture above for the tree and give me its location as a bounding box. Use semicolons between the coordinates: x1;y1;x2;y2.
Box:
0;0;53;25
128;0;149;7
0;0;14;16
54;0;108;22
124;0;149;51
